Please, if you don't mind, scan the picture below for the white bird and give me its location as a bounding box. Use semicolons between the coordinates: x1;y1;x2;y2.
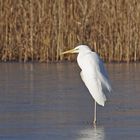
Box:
61;45;112;124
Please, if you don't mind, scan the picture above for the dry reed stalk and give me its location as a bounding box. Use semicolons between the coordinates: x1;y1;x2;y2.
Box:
1;0;140;62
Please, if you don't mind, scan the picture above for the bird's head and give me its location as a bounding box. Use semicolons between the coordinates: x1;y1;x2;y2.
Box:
61;45;91;55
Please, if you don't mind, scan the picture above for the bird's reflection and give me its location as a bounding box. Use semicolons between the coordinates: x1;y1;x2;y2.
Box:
77;126;105;140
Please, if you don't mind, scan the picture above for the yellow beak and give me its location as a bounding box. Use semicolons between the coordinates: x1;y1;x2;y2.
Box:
61;49;75;55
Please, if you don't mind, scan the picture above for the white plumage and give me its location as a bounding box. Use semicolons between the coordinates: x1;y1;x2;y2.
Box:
76;45;111;106
61;45;112;124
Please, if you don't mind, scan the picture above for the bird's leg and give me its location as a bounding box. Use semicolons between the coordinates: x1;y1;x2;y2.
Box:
93;101;96;124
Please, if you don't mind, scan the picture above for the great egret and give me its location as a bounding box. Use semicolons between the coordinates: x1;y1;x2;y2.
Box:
61;45;112;124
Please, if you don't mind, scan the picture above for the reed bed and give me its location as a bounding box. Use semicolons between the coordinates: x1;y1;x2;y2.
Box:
1;0;140;62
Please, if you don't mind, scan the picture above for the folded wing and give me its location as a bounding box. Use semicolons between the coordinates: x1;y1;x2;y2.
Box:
79;52;111;106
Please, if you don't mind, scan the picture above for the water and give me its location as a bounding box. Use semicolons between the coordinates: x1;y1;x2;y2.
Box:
0;63;140;140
